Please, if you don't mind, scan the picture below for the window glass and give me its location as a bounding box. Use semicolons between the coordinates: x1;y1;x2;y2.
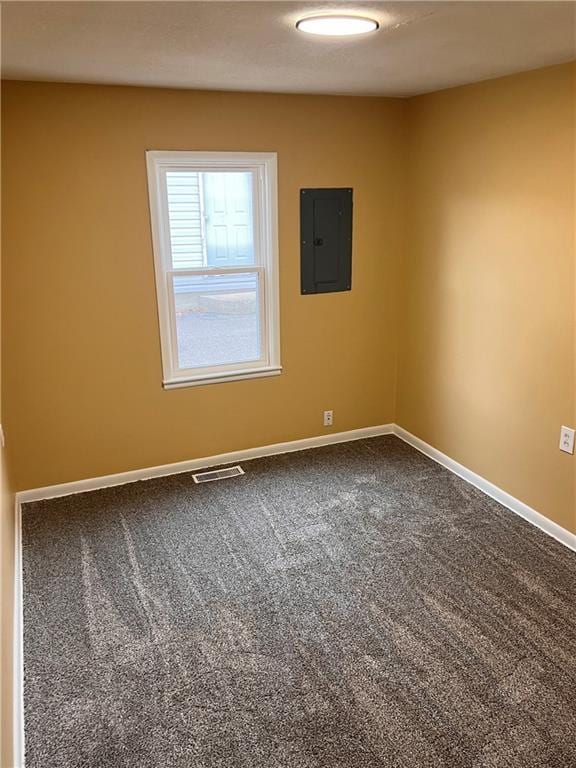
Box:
147;151;279;387
172;273;261;370
166;171;255;270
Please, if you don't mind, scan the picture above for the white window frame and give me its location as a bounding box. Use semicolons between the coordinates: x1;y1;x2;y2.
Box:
146;151;281;389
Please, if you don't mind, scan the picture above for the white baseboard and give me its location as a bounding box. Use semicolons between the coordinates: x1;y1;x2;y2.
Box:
12;498;24;768
393;425;576;553
12;420;576;765
16;424;395;505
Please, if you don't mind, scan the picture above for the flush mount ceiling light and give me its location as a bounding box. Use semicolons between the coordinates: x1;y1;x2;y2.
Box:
296;15;379;37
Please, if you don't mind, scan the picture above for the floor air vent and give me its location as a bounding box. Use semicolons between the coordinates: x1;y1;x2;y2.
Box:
192;466;245;484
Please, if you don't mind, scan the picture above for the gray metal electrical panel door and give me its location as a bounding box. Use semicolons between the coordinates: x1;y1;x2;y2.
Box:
300;188;353;294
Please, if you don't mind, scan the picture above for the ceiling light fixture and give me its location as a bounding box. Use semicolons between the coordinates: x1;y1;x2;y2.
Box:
296;15;379;37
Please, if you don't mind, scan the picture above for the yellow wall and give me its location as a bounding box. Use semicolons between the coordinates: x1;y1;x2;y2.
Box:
1;82;406;491
397;63;576;533
1;65;575;534
0;62;574;766
1;76;15;762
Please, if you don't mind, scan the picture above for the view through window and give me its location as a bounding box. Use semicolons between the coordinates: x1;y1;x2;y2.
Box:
146;152;280;387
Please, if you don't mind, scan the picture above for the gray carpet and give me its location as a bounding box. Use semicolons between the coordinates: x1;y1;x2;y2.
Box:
22;436;576;768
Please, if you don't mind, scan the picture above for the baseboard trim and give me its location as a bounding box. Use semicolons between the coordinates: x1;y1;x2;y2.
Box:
393;425;576;553
16;424;395;505
12;498;24;768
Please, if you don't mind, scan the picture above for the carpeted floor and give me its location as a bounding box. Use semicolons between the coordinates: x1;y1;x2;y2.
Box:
22;436;576;767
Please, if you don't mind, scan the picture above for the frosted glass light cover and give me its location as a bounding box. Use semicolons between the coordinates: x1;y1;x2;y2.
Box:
296;15;378;37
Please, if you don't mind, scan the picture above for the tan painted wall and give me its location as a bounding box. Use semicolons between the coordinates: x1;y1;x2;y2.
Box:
2;82;407;491
397;63;576;533
0;63;574;764
1;73;15;762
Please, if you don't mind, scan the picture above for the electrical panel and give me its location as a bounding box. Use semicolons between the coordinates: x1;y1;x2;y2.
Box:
300;188;353;295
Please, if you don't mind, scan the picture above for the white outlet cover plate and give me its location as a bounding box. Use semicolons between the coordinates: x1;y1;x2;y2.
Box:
559;426;575;454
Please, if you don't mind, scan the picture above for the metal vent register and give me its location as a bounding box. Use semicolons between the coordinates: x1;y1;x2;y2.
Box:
192;466;245;484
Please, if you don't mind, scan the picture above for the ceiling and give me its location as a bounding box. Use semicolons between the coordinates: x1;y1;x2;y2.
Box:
2;1;575;97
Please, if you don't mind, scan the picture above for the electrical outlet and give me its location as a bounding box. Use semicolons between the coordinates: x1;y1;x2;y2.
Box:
323;410;333;427
559;426;575;455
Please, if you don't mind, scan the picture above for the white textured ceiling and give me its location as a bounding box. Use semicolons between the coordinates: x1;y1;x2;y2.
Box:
2;1;575;97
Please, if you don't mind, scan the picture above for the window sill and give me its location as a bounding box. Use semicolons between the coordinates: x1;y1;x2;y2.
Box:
163;366;282;389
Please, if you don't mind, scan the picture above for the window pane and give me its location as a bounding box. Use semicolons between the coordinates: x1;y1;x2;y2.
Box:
166;171;255;270
166;172;204;270
172;272;262;370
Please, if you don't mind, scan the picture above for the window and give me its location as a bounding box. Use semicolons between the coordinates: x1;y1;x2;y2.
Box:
146;151;281;388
